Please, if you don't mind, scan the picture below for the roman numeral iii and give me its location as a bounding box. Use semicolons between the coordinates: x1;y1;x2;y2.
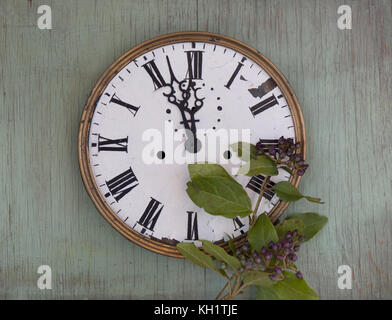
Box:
110;93;140;116
186;211;199;240
135;198;164;234
97;135;128;152
246;175;276;201
142;60;167;89
105;167;139;202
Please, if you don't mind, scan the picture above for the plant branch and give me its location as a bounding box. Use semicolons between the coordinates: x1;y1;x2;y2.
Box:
250;176;270;226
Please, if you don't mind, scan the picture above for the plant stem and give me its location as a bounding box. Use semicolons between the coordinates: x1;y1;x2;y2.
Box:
215;281;229;300
250;176;270;226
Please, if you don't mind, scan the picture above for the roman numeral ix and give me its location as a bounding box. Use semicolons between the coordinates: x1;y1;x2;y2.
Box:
97;135;128;152
110;93;140;116
135;198;164;234
105;167;139;202
246;175;276;201
186;211;199;240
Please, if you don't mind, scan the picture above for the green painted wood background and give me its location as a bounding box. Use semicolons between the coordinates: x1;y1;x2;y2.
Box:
0;0;391;299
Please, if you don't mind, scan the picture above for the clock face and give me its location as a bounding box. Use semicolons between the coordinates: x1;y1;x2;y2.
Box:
80;33;304;256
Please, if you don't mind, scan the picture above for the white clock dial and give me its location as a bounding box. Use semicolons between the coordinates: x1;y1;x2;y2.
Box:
87;41;296;245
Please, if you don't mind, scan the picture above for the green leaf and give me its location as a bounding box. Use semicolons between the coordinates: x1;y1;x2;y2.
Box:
201;240;241;270
225;233;237;255
273;181;303;201
256;286;280;300
188;163;231;180
279;166;293;175
276;219;305;239
230;142;257;161
270;272;318;300
273;181;323;203
247;214;278;252
237;155;278;176
305;196;324;204
186;176;252;218
285;213;328;241
243;271;274;288
177;242;220;274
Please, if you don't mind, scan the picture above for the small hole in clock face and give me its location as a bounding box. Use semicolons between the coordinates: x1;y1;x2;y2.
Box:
157;151;165;160
223;150;232;160
217;106;222;111
166;109;171;114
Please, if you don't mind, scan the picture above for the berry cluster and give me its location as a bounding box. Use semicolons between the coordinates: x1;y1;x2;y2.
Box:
256;136;309;176
227;230;306;282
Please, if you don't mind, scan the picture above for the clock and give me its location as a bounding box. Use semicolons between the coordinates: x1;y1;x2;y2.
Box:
78;32;305;258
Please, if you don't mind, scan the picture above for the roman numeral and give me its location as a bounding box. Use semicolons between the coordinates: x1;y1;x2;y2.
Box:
142;60;167;89
249;94;278;117
98;135;128;152
110;93;140;116
186;51;203;80
257;139;279;153
186;211;199;240
246;175;276;201
233;217;245;234
105;167;139;202
135;198;164;234
248;78;277;98
225;57;246;89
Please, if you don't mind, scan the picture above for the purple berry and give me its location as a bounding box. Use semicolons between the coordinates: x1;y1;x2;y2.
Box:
293;245;300;252
268;241;274;248
290;253;298;261
269;274;277;281
261;247;267;254
292;230;298;237
296;271;303;279
283;247;290;255
264;252;273;260
246;263;252;269
285;232;292;240
284;242;291;248
298;236;306;242
272;244;278;251
274;266;282;274
255;257;262;264
276;254;284;260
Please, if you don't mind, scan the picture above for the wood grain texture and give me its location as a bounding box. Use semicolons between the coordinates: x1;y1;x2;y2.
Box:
0;0;391;299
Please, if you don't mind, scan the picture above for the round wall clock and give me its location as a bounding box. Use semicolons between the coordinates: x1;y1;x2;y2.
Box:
78;31;305;258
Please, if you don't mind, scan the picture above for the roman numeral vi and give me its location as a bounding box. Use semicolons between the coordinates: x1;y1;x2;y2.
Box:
186;211;199;240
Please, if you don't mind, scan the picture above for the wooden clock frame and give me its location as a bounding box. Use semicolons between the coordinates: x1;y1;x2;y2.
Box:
78;31;306;258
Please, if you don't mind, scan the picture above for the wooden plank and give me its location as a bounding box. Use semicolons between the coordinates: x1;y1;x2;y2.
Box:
0;0;391;299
